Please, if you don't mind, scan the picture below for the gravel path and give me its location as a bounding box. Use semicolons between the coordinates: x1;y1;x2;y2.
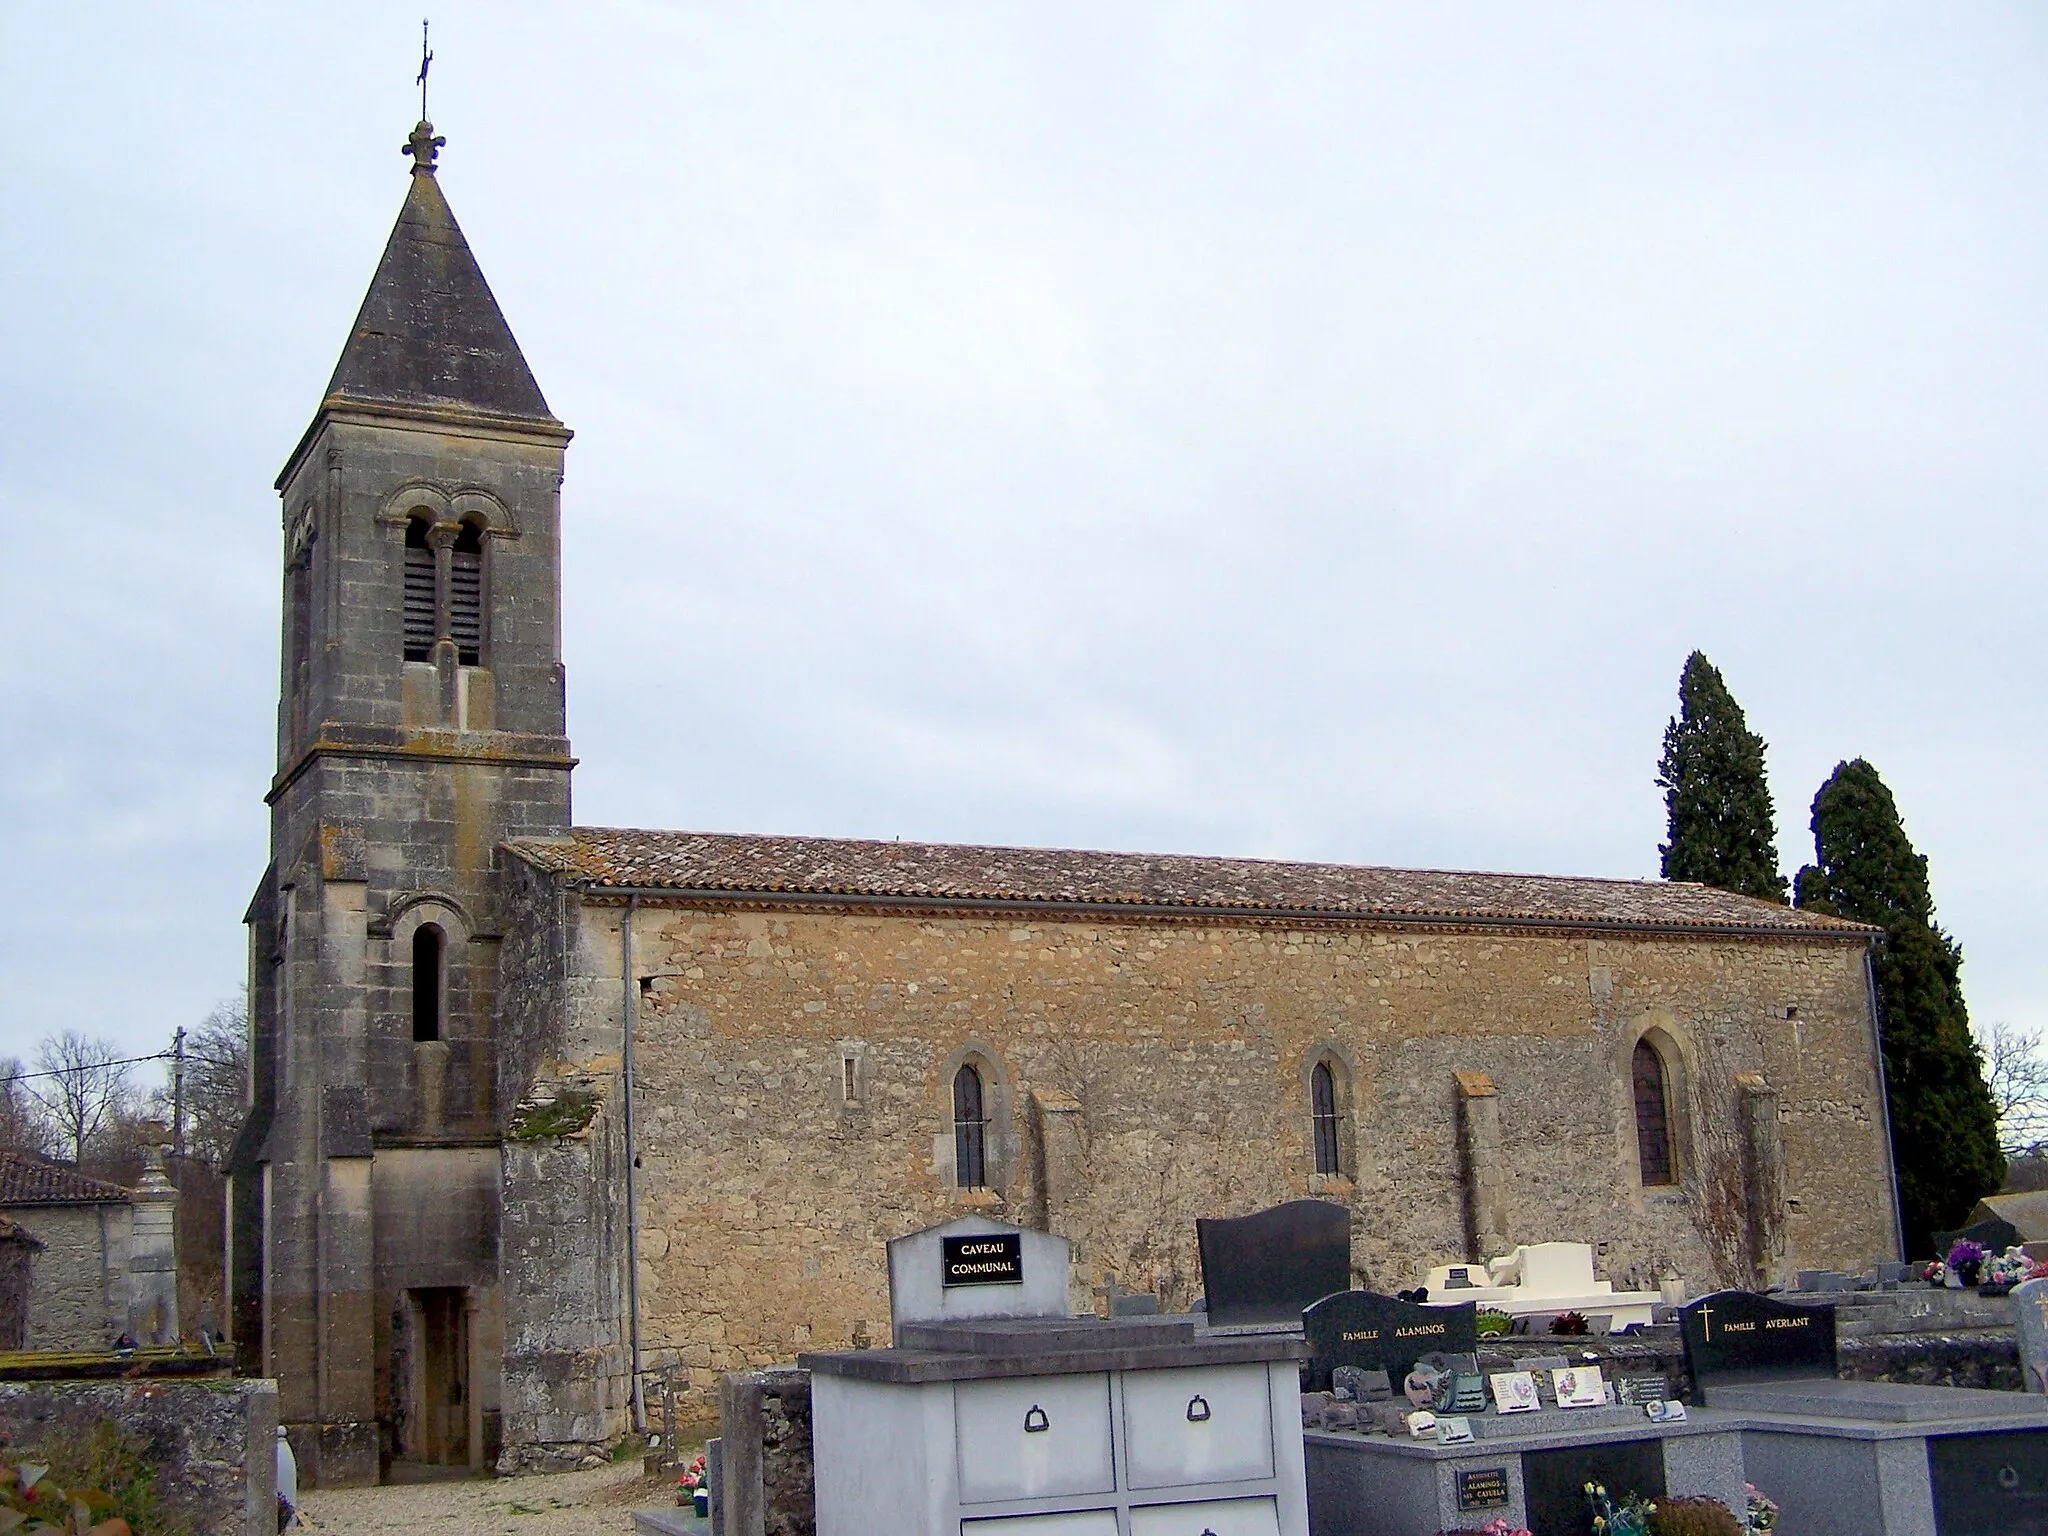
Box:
296;1463;668;1536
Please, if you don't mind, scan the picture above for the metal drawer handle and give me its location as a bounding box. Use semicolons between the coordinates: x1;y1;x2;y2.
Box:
1023;1404;1049;1434
1186;1394;1211;1423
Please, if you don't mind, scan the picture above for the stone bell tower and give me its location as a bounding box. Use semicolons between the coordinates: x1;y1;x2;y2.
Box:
231;119;573;1486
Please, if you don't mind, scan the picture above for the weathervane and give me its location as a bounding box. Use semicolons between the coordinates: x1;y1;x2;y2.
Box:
418;19;434;120
405;19;445;171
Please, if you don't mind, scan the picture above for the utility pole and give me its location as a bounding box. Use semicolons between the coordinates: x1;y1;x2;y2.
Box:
171;1026;186;1157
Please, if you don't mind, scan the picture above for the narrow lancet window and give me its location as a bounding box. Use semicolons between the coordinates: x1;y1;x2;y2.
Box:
403;517;435;661
953;1063;987;1189
1311;1060;1341;1175
1633;1039;1674;1185
412;924;444;1043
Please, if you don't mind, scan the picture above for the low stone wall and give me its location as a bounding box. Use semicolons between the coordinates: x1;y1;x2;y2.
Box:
716;1369;814;1536
0;1377;277;1536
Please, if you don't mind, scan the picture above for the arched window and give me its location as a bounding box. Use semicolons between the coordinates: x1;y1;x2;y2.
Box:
412;924;444;1043
953;1063;987;1189
1633;1038;1674;1186
403;517;435;661
1311;1060;1342;1175
450;522;483;665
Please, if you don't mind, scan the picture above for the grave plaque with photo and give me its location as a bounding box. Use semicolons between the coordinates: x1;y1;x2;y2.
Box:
1301;1289;1479;1392
1928;1428;2048;1536
1680;1289;1836;1398
1196;1199;1351;1328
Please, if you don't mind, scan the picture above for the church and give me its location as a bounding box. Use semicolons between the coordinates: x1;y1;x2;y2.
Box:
229;119;1900;1486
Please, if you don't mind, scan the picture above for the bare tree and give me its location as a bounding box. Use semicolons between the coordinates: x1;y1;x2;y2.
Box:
26;1031;131;1165
1976;1020;2048;1158
180;997;250;1170
0;1058;56;1157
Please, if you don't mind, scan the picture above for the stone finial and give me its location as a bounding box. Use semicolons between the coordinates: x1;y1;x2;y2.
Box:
405;119;446;173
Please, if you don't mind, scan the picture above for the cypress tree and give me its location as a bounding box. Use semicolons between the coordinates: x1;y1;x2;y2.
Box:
1793;759;2003;1256
1656;652;1789;901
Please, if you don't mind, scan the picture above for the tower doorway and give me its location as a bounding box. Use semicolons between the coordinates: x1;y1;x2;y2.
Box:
397;1287;473;1468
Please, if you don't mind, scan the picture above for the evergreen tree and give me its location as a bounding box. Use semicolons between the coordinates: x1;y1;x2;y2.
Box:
1794;759;2003;1256
1656;651;1789;901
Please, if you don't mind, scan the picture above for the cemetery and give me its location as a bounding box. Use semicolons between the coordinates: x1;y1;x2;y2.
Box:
670;1201;2048;1536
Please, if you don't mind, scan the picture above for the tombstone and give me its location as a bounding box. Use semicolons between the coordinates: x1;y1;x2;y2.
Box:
1300;1289;1479;1392
2014;1277;2048;1395
1195;1199;1350;1328
885;1215;1071;1331
1093;1273;1161;1318
1331;1365;1391;1403
1796;1269;1853;1292
1933;1217;2022;1261
1679;1289;1836;1401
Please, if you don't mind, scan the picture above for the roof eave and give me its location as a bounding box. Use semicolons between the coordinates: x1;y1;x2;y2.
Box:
551;879;1881;942
276;396;573;491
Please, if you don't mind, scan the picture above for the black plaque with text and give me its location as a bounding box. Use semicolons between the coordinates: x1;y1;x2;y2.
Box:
1456;1467;1512;1513
1196;1200;1350;1328
1302;1289;1479;1392
1680;1289;1836;1397
941;1232;1023;1287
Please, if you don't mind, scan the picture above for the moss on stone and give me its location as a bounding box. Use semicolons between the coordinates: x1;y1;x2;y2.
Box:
507;1087;601;1141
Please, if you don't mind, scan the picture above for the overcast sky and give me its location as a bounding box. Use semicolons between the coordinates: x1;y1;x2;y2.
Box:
2;4;2043;1075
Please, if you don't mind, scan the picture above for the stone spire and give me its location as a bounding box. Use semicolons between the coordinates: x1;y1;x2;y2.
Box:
317;123;557;424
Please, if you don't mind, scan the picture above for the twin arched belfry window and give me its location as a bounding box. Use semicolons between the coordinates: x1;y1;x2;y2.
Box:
402;516;483;665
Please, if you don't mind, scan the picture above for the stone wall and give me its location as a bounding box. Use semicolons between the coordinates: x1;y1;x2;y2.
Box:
0;1378;278;1536
717;1368;815;1536
9;1204;130;1351
592;905;1892;1414
497;1093;630;1471
495;855;633;1471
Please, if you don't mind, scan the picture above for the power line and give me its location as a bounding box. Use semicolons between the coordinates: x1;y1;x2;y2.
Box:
0;1051;175;1088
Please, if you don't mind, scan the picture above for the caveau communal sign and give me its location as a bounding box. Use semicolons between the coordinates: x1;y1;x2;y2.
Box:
942;1233;1024;1287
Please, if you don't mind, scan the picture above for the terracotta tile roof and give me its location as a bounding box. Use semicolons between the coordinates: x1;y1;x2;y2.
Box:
0;1152;132;1207
505;827;1874;938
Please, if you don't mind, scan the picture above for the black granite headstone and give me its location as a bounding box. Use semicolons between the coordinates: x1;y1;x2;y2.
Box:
1933;1218;2022;1262
1524;1439;1664;1536
1301;1289;1479;1392
1195;1199;1350;1329
1679;1289;1836;1398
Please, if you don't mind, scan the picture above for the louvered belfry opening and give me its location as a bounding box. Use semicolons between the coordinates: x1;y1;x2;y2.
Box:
450;522;483;665
403;517;436;661
1633;1039;1674;1186
953;1063;988;1189
1311;1060;1342;1175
